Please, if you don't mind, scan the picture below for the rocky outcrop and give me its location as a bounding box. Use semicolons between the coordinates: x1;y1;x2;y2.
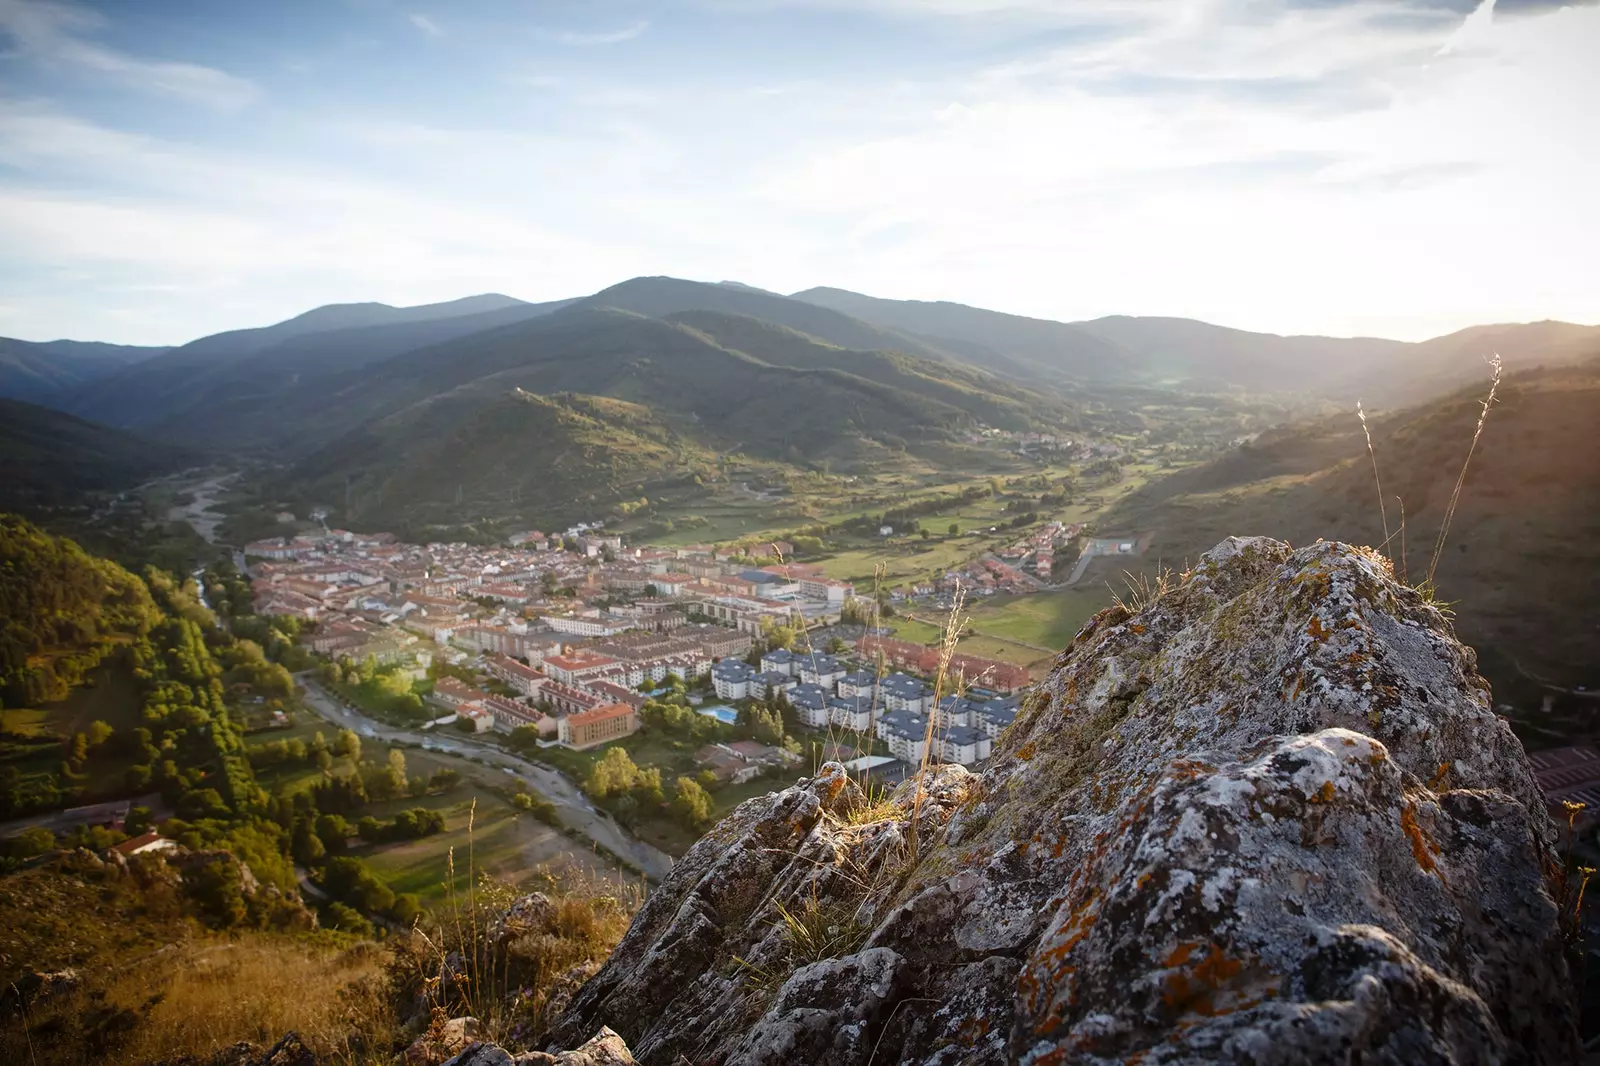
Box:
543;538;1577;1064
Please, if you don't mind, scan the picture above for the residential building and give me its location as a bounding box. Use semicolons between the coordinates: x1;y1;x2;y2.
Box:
541;680;607;717
759;647;798;676
796;653;845;687
876;709;931;763
559;703;639;750
827;695;874;733
712;660;756;701
836;670;878;700
483;694;550;734
787;683;830;728
882;672;933;713
483;653;546;696
939;726;992;766
750;670;797;700
976;695;1021;738
430;676;490;712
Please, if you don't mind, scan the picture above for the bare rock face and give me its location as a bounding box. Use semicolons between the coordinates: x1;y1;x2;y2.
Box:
548;538;1576;1064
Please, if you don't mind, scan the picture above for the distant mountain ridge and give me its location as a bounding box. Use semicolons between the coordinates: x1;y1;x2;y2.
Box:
789;286;1600;399
0;336;169;406
63;294;574;433
12;276;1597;536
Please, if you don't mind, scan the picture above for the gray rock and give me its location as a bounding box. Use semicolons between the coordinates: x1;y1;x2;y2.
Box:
545;539;1577;1064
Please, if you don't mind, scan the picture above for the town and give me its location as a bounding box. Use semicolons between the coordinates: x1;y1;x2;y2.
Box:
244;523;1035;805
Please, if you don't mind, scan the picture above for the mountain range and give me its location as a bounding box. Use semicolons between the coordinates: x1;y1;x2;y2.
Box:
2;276;1596;532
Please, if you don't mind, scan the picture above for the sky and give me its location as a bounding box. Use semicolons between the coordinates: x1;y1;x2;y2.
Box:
0;0;1596;346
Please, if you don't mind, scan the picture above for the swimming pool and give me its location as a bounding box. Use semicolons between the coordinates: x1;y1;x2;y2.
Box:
696;705;738;725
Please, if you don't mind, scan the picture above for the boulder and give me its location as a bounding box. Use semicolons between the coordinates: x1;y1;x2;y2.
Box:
542;538;1576;1064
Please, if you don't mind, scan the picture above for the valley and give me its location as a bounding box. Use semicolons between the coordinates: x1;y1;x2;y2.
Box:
1;273;1595;1066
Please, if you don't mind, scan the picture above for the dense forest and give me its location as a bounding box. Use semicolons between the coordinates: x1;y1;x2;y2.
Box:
0;513;162;706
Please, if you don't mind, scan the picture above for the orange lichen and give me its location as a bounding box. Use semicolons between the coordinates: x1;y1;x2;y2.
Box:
1016;740;1038;761
1308;780;1336;804
1400;804;1437;872
1427;762;1451;791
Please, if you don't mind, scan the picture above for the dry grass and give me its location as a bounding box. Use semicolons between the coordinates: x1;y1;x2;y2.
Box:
1107;567;1176;615
2;936;391;1066
1425;353;1502;589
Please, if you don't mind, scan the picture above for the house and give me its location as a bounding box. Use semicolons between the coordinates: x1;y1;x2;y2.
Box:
484;694;551;735
694;743;762;785
559;702;639;750
430;676;490;712
540;680;606;716
483;653;545;696
111;832;176;858
542;653;621;685
457;704;495;732
728;740;801;770
712;660;756;701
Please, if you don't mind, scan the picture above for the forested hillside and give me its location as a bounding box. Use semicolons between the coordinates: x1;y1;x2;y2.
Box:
0;399;196;514
0;514;161;706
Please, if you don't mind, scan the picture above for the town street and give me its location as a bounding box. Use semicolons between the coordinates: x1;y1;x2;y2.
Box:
295;677;675;881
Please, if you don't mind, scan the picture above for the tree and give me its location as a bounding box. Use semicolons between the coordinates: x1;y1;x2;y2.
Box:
87;719;115;748
333;729;361;761
292;819;326;864
384;748;408;796
948;523;960;537
673;776;715;830
586;746;640;799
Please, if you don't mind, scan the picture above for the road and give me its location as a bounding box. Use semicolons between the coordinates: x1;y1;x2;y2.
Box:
295;677;675;882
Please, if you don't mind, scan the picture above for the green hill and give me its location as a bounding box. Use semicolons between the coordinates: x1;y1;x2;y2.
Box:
1091;360;1600;691
284;389;721;532
0;399;197;512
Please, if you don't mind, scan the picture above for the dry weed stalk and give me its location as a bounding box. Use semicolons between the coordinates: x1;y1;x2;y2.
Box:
1357;401;1391;552
1426;353;1502;588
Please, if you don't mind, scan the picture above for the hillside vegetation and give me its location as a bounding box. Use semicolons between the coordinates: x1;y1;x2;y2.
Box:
1092;360;1600;691
0;513;162;706
0;400;196;515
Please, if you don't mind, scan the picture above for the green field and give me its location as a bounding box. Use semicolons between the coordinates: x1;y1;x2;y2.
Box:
963;591;1108;651
357;786;631;904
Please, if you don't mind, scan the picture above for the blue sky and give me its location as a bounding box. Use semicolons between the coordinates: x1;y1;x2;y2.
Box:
0;0;1595;345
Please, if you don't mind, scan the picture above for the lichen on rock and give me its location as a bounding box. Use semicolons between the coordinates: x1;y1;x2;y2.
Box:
540;537;1575;1064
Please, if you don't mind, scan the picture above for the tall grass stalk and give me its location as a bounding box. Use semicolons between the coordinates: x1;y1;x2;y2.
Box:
1426;354;1502;588
1357;401;1391;554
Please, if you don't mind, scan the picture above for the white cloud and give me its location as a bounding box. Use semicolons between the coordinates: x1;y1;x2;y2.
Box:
409;13;440;37
554;20;649;46
0;0;1596;343
0;0;259;108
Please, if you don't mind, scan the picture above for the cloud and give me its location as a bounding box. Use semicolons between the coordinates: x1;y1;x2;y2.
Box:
0;0;259;108
409;13;440;37
554;20;649;46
